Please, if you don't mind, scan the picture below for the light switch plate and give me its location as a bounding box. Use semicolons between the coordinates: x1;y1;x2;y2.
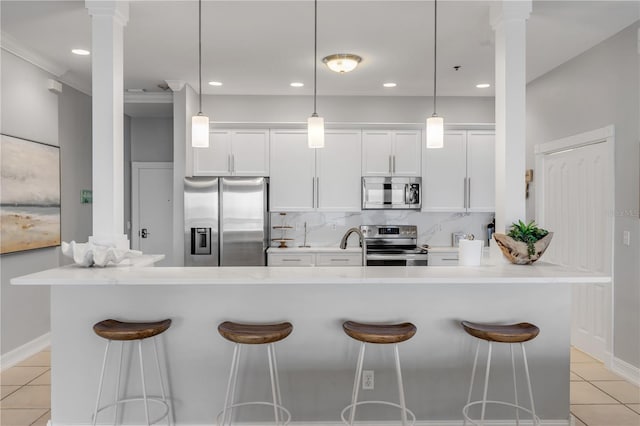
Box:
623;231;631;246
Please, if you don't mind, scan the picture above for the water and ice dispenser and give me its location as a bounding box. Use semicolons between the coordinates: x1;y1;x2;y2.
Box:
191;228;211;255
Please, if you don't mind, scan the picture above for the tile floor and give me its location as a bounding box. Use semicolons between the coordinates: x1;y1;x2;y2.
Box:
1;347;638;425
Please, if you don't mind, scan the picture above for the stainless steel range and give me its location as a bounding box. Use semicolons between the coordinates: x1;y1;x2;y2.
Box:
360;225;428;266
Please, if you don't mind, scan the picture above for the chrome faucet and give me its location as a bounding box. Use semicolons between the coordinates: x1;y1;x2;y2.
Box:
340;227;367;267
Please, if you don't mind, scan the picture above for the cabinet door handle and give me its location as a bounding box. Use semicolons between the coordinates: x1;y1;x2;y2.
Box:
316;177;320;208
312;177;316;208
389;155;392;174
282;258;301;262
231;154;235;173
393;155;396;173
467;178;471;209
330;258;349;262
228;155;232;173
463;178;468;209
442;258;459;261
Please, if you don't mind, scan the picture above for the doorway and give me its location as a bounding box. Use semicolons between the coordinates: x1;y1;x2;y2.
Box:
535;126;614;364
132;162;174;266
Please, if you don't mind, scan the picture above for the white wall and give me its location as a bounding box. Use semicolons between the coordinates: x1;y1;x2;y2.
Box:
202;95;494;124
1;51;92;356
526;22;640;369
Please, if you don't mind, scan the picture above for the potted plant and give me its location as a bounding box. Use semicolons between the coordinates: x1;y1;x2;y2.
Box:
493;220;553;265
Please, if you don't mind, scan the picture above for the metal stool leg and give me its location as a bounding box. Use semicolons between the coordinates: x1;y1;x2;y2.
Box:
511;344;520;426
348;342;367;426
521;343;538;426
267;344;280;425
220;344;240;426
393;343;408;426
113;342;124;426
152;337;171;426
480;342;493;425
93;340;112;426
271;344;284;418
463;341;481;426
138;340;150;426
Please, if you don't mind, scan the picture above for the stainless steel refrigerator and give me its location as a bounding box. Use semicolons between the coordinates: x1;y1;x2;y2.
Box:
184;177;268;266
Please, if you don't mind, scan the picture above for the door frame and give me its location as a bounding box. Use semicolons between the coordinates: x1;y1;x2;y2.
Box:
535;125;615;364
131;162;173;251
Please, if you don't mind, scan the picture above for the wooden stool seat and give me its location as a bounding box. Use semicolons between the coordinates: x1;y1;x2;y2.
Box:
343;321;417;344
461;321;539;343
218;321;293;345
93;319;172;341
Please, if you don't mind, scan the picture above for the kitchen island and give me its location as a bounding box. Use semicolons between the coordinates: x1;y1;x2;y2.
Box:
12;261;609;426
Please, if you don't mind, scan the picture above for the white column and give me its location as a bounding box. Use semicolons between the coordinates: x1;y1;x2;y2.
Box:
86;1;129;249
490;0;531;233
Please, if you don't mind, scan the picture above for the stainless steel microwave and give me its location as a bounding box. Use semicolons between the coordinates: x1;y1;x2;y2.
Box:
362;177;422;210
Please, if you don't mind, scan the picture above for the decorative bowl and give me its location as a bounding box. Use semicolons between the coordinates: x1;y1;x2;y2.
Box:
493;232;553;265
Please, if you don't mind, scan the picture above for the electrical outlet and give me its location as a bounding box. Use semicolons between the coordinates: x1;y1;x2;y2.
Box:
362;370;374;390
332;223;336;230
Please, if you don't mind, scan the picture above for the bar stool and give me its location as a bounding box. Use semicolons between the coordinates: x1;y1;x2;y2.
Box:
217;321;293;426
92;319;172;426
461;321;541;426
341;321;417;426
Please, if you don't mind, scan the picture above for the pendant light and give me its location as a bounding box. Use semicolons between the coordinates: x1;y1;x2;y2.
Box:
308;0;324;149
426;0;444;149
191;0;209;148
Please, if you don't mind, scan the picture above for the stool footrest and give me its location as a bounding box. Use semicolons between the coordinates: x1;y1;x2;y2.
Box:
340;400;416;426
94;397;170;425
463;400;541;426
216;401;291;426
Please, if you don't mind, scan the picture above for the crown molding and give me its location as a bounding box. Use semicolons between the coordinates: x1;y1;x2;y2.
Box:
124;92;173;104
1;31;68;77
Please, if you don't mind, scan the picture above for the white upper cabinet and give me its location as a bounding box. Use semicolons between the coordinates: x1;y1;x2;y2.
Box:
423;130;495;212
193;129;269;176
270;129;362;212
270;130;315;211
317;130;362;211
466;131;495;212
362;130;421;176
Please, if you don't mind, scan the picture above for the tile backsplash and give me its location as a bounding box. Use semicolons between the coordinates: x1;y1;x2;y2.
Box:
270;211;494;248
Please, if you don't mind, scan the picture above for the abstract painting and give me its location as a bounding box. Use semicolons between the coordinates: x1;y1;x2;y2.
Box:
1;134;61;254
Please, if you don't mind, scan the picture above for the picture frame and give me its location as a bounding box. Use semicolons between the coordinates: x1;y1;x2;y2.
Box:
1;134;61;254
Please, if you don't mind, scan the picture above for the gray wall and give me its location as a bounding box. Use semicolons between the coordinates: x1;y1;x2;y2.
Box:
526;23;640;368
1;51;92;355
202;95;495;124
130;117;173;162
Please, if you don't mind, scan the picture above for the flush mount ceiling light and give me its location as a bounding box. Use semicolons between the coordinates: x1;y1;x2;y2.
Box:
322;54;362;73
71;49;90;56
426;0;444;149
191;0;209;148
476;83;491;89
208;81;223;86
308;0;324;149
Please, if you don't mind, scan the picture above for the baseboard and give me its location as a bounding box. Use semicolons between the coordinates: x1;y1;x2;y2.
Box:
0;332;51;371
611;355;640;386
53;420;570;426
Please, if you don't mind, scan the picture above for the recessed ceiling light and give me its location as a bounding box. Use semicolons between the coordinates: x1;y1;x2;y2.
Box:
71;49;90;56
383;82;397;88
208;81;223;87
476;83;491;89
290;82;304;88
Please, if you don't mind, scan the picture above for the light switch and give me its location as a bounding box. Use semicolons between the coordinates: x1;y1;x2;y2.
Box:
623;230;631;246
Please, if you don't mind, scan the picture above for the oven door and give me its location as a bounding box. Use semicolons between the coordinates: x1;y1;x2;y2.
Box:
365;253;428;266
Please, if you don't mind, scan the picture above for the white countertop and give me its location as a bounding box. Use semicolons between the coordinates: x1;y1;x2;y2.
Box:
12;260;610;286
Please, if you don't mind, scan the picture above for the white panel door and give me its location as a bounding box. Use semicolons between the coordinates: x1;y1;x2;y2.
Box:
392;131;421;176
362;131;393;176
269;130;316;211
541;140;612;361
231;130;269;176
317;130;362;211
193;130;232;176
467;131;495;212
423;131;467;211
132;162;174;266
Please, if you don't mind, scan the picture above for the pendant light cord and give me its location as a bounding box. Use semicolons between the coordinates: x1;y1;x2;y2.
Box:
313;0;318;115
432;0;437;116
198;0;203;114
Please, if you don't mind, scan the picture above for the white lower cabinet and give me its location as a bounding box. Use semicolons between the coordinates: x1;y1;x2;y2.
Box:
267;250;362;266
428;251;459;266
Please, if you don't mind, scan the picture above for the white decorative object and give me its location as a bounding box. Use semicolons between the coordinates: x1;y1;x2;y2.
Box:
458;239;483;266
61;241;142;267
